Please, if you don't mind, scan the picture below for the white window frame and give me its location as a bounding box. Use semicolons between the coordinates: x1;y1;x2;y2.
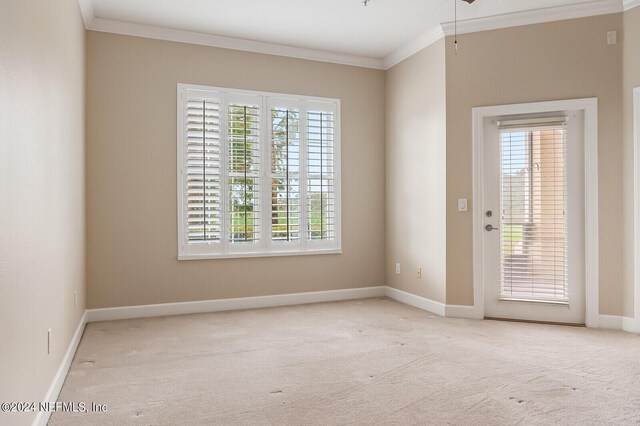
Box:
177;83;341;260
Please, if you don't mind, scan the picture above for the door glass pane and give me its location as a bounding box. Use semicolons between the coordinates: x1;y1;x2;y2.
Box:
500;127;568;302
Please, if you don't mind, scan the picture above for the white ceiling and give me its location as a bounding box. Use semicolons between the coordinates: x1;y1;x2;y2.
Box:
84;0;630;68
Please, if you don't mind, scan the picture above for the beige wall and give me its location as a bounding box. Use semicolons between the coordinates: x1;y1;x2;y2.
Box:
622;6;640;317
444;14;625;314
385;39;447;302
0;0;86;425
86;32;386;308
0;5;636;421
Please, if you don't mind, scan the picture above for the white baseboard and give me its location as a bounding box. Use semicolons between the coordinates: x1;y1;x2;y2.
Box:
33;312;87;426
445;303;484;319
383;287;484;319
623;316;640;333
598;314;623;330
384;287;639;331
85;285;483;324
598;315;639;332
588;314;640;333
86;286;386;322
88;287;640;332
384;287;446;316
32;286;639;426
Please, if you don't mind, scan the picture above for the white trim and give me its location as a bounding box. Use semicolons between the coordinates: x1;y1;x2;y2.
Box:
385;0;624;65
85;287;386;322
78;0;628;71
623;316;640;333
33;312;87;426
633;87;640;332
28;284;639;426
445;304;484;319
384;287;446;316
383;26;444;69
178;249;342;261
383;285;636;331
27;289;638;426
177;83;342;260
441;0;623;36
87;18;385;70
584;99;600;328
598;314;623;330
624;0;640;11
176;84;340;117
599;315;638;332
472;98;599;327
471;106;487;322
77;0;94;28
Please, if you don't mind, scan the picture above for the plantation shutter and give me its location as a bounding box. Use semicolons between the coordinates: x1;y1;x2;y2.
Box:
307;108;336;241
499;118;568;302
178;85;341;259
270;106;301;242
185;96;222;243
228;100;261;244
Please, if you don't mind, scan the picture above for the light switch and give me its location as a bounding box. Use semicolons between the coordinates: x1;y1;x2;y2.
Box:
458;198;468;212
607;31;617;45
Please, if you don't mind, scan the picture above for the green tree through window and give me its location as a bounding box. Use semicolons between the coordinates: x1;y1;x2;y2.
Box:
271;108;300;242
228;104;260;243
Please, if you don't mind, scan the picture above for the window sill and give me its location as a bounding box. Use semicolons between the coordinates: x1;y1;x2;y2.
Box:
178;248;342;261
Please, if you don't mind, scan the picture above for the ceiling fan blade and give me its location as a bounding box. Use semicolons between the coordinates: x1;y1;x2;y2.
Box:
462;0;476;3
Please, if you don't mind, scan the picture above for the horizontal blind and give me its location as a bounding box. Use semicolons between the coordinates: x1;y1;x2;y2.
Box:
499;124;568;302
307;110;335;241
185;98;221;243
271;107;300;242
228;103;260;243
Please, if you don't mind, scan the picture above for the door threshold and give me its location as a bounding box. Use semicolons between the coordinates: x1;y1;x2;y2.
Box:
484;317;586;327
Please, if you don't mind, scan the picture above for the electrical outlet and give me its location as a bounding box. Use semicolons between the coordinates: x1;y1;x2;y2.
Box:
416;268;422;279
47;328;52;355
74;290;78;308
395;263;400;274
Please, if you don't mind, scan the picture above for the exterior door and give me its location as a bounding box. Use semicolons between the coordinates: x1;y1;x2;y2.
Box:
483;113;585;324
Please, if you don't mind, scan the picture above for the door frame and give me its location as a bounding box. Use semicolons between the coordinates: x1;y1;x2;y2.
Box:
633;87;640;332
471;98;599;327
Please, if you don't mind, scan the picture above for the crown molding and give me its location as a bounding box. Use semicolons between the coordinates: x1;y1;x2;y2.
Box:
382;0;625;69
77;0;94;28
624;0;640;10
87;18;385;70
383;26;444;69
78;0;629;72
441;0;623;36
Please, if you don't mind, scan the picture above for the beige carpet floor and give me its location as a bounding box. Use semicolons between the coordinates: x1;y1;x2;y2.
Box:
50;298;640;425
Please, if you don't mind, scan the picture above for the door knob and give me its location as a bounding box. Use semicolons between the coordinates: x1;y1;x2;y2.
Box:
485;224;499;232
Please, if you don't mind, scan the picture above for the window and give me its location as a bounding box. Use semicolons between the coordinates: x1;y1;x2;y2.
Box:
177;84;341;259
499;119;568;302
